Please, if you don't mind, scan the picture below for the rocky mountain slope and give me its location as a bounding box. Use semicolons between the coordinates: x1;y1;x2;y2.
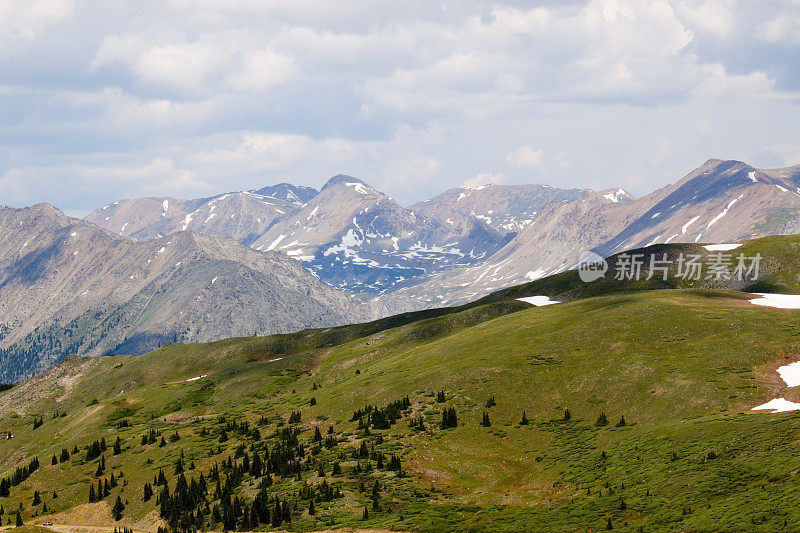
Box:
84;184;315;245
0;203;367;381
80;158;800;310
3;250;800;530
388;159;800;307
88;177;583;296
251;175;518;294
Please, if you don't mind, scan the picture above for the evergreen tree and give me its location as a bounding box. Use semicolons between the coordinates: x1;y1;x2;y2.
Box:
308;499;315;515
596;413;609;427
51;455;58;466
481;412;491;427
616;415;626;427
112;496;125;521
113;437;122;455
441;407;458;429
563;409;571;421
485;396;496;408
32;491;41;506
436;390;446;403
520;411;529;425
362;506;369;519
89;483;96;503
15;512;22;527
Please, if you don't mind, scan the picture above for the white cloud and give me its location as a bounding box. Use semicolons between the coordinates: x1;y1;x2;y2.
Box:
0;0;799;213
463;172;506;188
506;147;545;170
760;12;800;46
227;49;295;92
0;0;75;41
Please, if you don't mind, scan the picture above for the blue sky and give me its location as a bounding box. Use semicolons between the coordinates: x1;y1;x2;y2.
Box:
1;0;799;215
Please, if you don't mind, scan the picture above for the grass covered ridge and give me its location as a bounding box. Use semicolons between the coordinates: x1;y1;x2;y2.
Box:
2;275;800;529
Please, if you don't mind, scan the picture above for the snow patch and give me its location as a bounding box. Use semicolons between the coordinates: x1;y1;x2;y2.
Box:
777;361;800;388
682;216;700;234
525;269;547;281
267;234;287;251
181;213;193;231
603;189;628;203
706;196;741;230
749;293;800;309
752;398;800;413
703;243;742;251
346;182;374;195
517;296;560;306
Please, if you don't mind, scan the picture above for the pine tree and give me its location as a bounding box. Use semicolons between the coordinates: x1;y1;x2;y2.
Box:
436;390;446;403
485;396;496;408
32;491;41;506
112;496;125;520
563;409;571;421
113;437;122;455
89;483;96;503
362;506;369;519
15;512;22;527
308;499;315;515
520;411;529;425
596;413;608;427
441;407;458;429
481;412;491;427
606;516;613;530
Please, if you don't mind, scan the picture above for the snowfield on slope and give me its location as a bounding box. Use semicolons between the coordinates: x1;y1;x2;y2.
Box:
752;358;800;413
517;296;561;306
749;294;800;309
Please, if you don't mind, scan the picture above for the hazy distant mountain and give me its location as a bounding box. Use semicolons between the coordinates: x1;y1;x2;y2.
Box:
82;159;800;310
410;183;584;235
0;203;367;381
251;175;516;293
86;178;586;295
85;186;317;245
249;183;319;205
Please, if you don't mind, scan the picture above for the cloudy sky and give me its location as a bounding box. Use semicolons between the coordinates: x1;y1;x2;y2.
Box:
1;0;799;215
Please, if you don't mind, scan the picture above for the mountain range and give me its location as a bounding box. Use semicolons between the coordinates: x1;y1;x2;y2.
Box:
2;157;800;380
0;203;367;381
3;235;800;531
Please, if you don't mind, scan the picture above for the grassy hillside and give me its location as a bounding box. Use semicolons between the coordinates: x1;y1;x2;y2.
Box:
2;235;800;532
